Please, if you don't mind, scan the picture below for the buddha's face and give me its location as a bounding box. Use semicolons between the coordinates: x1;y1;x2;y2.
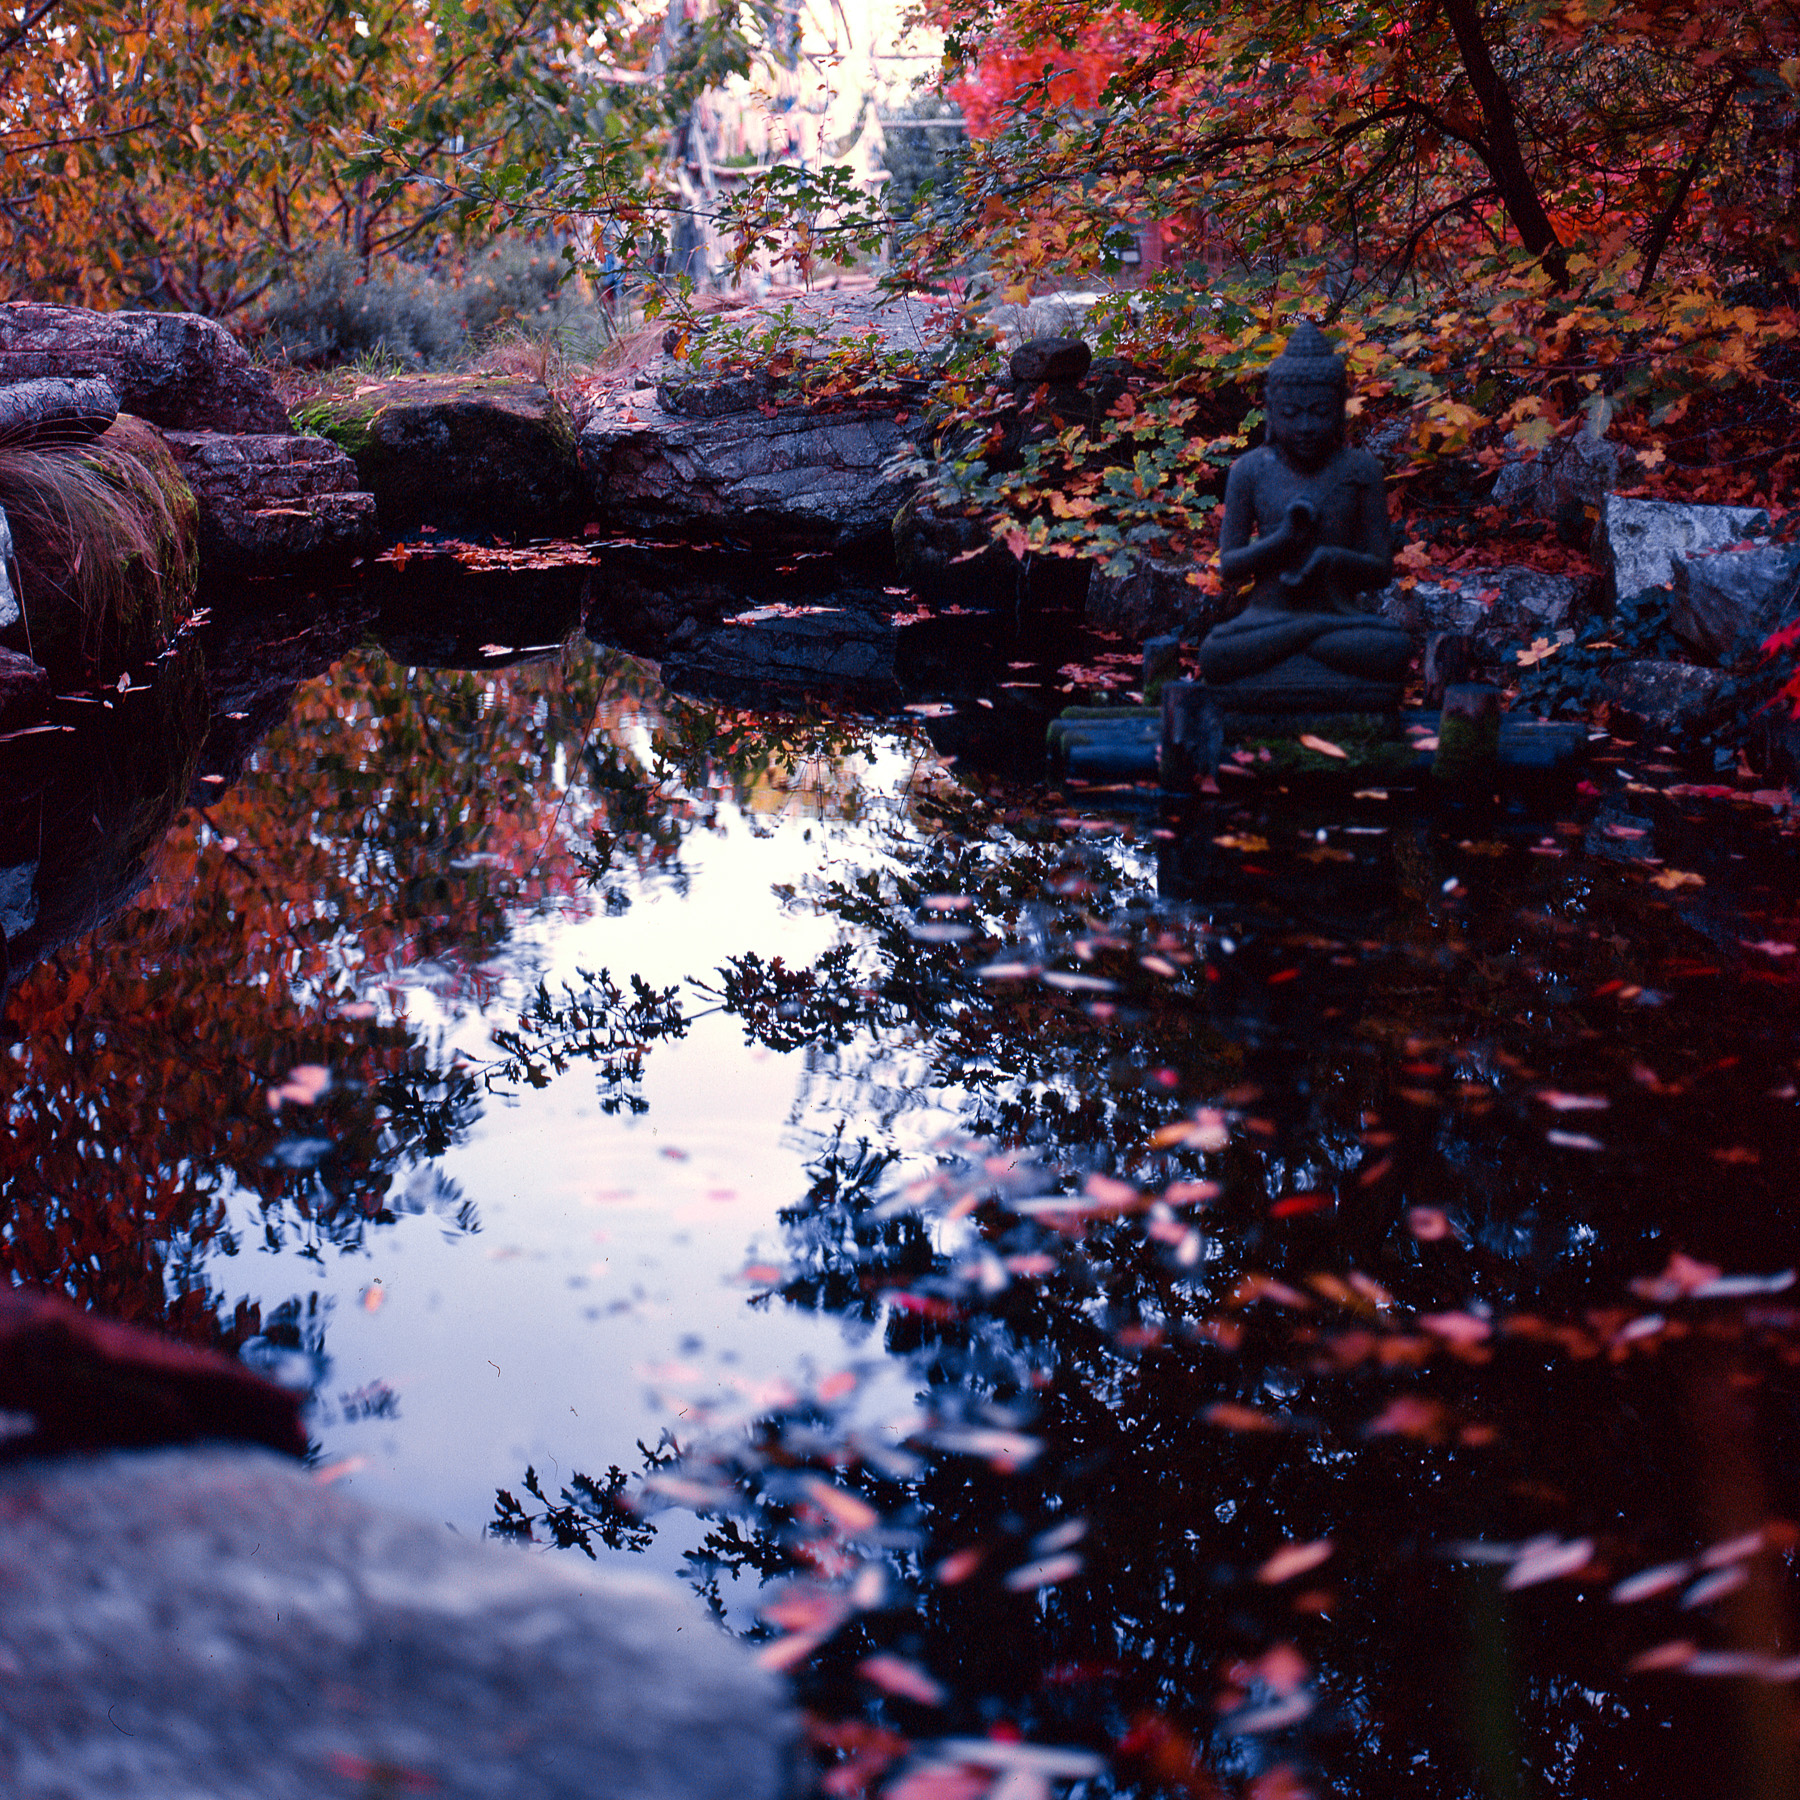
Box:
1266;382;1343;471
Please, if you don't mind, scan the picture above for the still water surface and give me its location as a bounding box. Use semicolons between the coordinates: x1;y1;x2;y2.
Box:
5;615;1800;1798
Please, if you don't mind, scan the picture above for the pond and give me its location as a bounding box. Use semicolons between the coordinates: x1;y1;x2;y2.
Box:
3;579;1799;1800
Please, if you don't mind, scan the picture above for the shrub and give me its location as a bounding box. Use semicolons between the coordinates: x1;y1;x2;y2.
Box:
254;239;598;372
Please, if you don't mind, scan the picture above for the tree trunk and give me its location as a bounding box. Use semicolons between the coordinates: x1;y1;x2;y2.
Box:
1437;0;1569;287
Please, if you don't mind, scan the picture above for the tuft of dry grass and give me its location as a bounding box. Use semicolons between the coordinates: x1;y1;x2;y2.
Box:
0;415;197;683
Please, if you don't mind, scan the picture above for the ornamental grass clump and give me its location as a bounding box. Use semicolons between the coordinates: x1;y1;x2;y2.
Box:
0;416;197;684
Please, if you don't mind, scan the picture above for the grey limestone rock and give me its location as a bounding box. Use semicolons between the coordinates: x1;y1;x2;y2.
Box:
0;375;119;448
583;397;919;555
0;1446;796;1800
161;431;379;578
1491;426;1636;523
1670;542;1800;670
0;304;289;434
1596;495;1769;599
1600;658;1728;740
1379;565;1583;661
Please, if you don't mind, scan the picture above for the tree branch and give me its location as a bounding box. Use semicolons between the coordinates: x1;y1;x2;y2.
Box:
1637;76;1741;293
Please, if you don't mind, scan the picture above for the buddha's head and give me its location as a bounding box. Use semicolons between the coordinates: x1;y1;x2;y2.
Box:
1264;322;1346;472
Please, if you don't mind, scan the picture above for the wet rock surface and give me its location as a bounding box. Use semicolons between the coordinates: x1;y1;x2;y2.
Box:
162;431;380;579
0;304;290;434
661;597;909;703
583;291;948;555
1086;549;1220;642
309;374;582;541
0;1284;304;1459
0;1445;796;1800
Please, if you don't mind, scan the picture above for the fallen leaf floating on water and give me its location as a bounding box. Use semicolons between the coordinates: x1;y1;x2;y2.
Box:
1206;1402;1283;1433
1418;1311;1492;1345
859;1655;948;1706
927;1741;1107;1780
934;1547;986;1585
1680;1566;1749;1609
1502;1535;1594;1590
1297;733;1347;758
1546;1130;1606;1151
1258;1540;1335;1584
1004;1552;1084;1591
803;1477;881;1536
924;1427;1044;1470
1150;1108;1230;1153
1039;971;1118;993
267;1063;330;1109
1612;1561;1694;1604
910;921;976;944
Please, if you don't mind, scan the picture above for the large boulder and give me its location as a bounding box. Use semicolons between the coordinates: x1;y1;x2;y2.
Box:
893;487;1017;609
582;390;919;556
1380;565;1584;662
304;374;582;540
162;431;380;578
0;1445;796;1800
1670;542;1800;669
0;304;289;434
1596;495;1769;599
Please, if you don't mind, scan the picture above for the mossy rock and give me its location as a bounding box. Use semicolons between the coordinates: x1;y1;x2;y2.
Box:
298;374;583;541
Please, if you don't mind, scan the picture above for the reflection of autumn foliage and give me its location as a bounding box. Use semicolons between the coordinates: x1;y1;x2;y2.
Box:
0;643;629;1346
0;637;910;1351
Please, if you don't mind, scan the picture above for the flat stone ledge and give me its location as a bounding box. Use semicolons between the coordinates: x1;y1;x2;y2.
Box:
162;430;380;578
0;1446;796;1800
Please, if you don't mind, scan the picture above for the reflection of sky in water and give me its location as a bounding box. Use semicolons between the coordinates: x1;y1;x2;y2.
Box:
239;722;947;1557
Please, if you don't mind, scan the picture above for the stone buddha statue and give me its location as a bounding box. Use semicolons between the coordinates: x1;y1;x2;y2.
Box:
1198;322;1411;712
